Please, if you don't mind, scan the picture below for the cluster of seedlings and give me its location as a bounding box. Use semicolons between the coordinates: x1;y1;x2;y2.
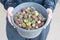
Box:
14;7;46;30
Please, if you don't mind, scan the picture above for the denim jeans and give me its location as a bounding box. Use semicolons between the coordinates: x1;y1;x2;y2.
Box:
6;17;50;40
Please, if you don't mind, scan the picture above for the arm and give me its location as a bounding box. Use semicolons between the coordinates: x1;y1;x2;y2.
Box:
0;0;7;5
4;0;17;25
44;0;58;12
4;0;17;9
44;0;58;18
0;0;17;9
0;0;18;26
7;7;14;25
6;0;17;25
43;0;58;29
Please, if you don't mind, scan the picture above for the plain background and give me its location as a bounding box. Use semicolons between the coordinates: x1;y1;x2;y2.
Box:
0;0;60;40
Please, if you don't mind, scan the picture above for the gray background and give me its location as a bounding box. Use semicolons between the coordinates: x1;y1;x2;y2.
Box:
0;0;60;40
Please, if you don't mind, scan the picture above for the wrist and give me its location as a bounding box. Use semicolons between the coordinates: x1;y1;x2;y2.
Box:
47;8;52;19
7;7;14;12
47;8;53;14
7;7;14;16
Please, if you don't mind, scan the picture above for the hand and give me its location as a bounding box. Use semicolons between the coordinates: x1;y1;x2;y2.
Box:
46;8;53;20
7;7;14;25
44;8;53;29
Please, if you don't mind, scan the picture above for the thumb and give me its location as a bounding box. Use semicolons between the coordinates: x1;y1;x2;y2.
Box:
8;13;13;25
46;8;53;19
7;7;14;16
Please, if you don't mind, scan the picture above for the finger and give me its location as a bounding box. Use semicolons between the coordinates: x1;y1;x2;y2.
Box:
8;12;13;16
48;13;52;19
8;14;13;25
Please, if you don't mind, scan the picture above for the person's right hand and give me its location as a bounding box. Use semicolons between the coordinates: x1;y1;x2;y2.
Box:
7;7;14;26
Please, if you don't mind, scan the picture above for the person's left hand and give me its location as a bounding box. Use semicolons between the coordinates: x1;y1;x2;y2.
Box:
44;8;53;29
46;8;53;20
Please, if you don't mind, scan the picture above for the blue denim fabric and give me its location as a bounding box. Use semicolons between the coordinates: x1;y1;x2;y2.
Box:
0;0;58;11
6;15;50;40
0;0;57;40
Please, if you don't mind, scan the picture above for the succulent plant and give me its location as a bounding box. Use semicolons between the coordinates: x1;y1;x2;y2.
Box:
35;26;38;29
24;19;28;23
22;23;26;28
28;14;32;18
34;11;39;16
14;7;46;30
26;22;31;26
26;7;30;10
32;23;35;28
